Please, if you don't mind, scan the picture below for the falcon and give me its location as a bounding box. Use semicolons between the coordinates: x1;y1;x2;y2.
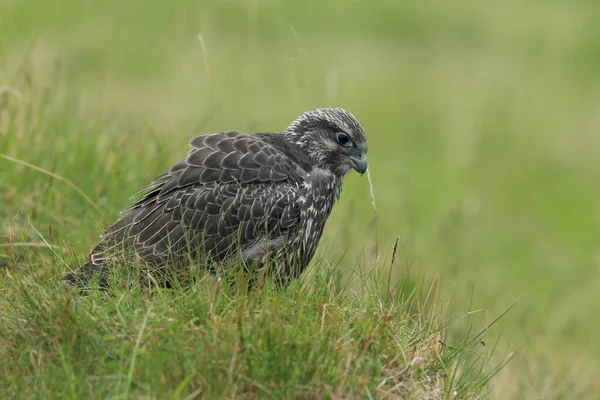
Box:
64;108;368;288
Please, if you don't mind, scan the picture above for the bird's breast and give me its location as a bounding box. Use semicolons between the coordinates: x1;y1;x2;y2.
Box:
297;170;342;264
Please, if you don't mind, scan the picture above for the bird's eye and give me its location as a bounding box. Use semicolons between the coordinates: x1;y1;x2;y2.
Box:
337;132;352;147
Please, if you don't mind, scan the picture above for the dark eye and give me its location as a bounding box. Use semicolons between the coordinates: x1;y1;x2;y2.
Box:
337;132;352;147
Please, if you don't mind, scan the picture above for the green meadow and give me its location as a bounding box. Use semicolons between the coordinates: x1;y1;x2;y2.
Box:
1;1;599;398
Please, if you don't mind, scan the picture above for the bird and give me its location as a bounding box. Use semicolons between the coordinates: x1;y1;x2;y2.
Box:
63;107;368;289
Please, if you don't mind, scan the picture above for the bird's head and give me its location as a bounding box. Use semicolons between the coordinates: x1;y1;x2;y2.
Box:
285;108;368;177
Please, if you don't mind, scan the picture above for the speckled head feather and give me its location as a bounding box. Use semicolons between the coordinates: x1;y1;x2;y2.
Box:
285;108;368;176
63;108;368;290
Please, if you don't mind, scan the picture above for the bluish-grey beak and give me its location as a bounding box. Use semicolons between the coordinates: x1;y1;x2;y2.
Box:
350;154;368;175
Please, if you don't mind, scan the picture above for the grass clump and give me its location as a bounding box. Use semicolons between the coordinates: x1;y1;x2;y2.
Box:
0;254;507;399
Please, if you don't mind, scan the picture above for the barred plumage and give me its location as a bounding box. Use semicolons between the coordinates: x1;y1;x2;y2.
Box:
64;108;368;288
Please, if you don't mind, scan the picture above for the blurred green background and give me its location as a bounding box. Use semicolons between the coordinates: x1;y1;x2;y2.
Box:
2;0;600;397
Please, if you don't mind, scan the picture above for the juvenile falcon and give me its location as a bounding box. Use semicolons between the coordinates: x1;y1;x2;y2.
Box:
64;108;368;288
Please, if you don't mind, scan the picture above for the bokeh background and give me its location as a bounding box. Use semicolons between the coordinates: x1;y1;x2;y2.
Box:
2;0;599;397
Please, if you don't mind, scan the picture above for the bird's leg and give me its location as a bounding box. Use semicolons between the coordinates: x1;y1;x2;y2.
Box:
254;248;269;291
272;259;294;290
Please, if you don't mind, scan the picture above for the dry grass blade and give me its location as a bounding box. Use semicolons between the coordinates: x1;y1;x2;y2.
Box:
0;153;101;214
197;34;213;108
0;242;60;249
366;167;378;257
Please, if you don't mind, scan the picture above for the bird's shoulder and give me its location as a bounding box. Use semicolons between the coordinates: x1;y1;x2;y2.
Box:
187;130;312;177
184;130;311;183
128;131;312;210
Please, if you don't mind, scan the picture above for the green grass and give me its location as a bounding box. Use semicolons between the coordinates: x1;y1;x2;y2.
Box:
0;254;506;398
2;0;600;398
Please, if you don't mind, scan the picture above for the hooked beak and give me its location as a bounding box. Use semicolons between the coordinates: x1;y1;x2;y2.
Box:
349;154;368;175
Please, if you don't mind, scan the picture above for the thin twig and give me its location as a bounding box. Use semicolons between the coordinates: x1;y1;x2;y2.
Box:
0;153;101;214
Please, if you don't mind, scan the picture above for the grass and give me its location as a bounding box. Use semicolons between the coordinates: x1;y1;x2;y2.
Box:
2;0;600;397
0;247;506;398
